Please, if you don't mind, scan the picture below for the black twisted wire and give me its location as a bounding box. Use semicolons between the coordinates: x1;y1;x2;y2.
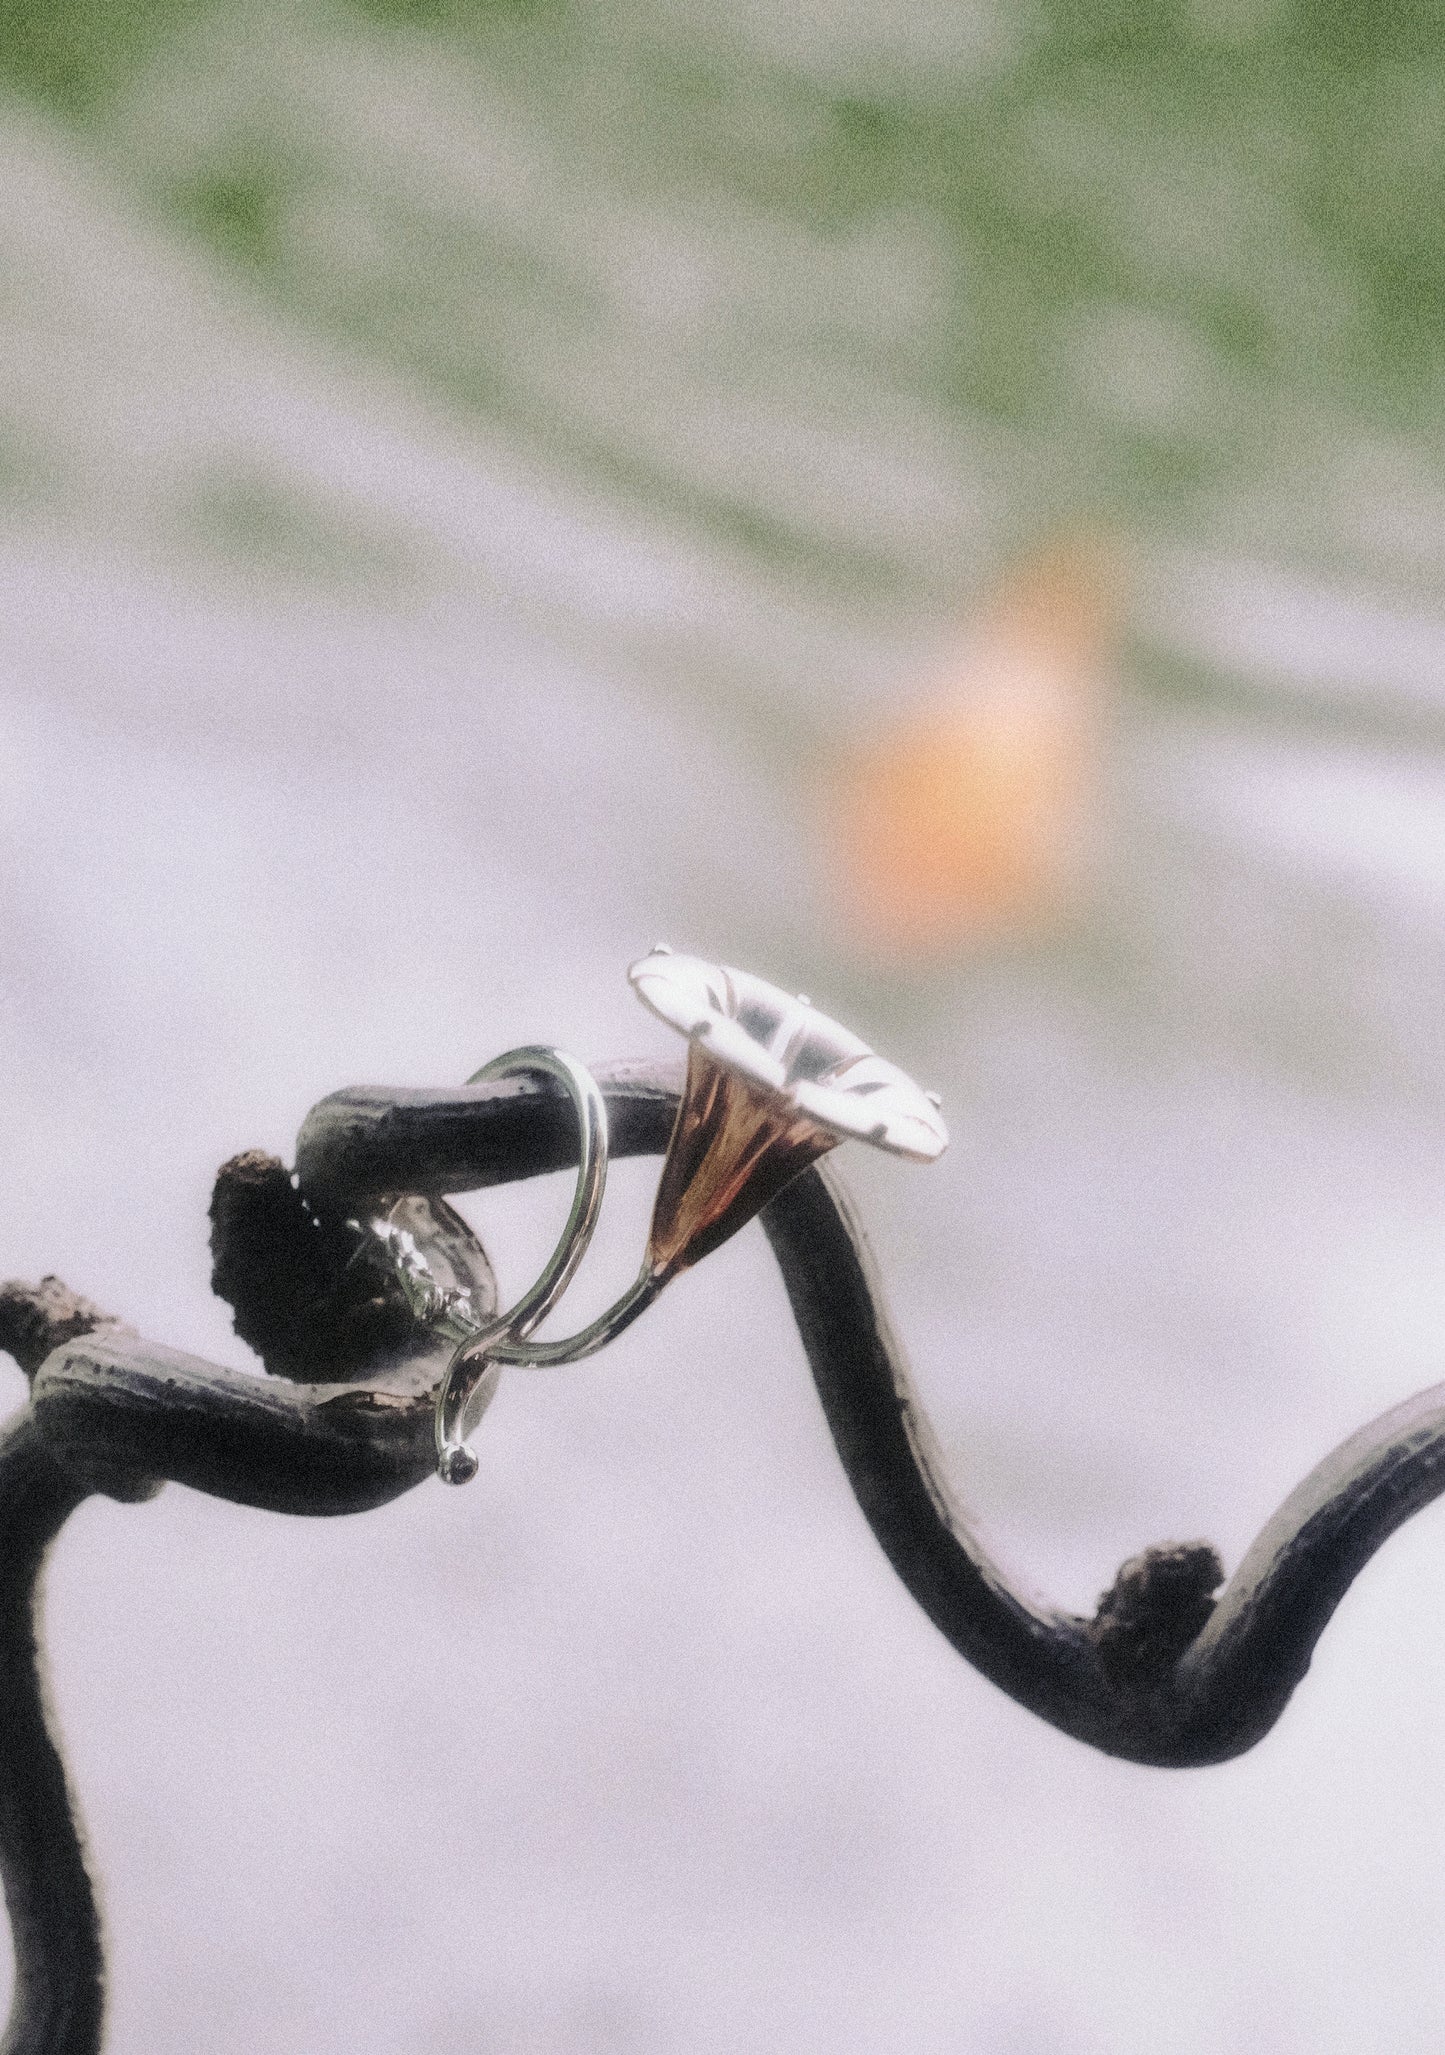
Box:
4;1059;1445;2048
295;1064;1445;1767
0;1417;99;2055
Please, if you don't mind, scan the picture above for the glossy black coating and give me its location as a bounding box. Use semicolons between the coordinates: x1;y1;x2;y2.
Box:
6;1058;1445;2053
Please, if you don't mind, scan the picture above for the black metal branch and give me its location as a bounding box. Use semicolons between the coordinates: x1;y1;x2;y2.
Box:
293;1063;682;1202
6;1055;1445;2055
759;1161;1445;1764
0;1213;453;2055
0;1283;126;2055
30;1329;443;1518
295;1065;1445;1766
26;1157;458;1518
0;1284;125;1385
207;1152;421;1384
0;1419;100;2055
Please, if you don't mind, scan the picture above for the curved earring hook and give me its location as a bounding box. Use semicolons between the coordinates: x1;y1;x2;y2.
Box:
421;1047;610;1482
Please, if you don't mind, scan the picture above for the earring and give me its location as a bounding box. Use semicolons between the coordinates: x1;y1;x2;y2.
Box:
376;952;946;1483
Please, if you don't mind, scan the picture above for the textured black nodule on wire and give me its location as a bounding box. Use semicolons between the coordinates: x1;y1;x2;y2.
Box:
3;1058;1445;2051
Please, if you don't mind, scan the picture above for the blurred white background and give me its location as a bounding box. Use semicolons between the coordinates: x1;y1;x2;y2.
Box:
5;2;1445;2046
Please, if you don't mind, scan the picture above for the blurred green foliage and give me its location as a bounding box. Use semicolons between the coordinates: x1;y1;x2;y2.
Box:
0;0;197;110
187;468;428;587
2;0;1443;603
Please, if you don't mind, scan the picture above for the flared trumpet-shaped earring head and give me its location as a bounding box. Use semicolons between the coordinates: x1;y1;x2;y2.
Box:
631;950;949;1281
646;1038;839;1278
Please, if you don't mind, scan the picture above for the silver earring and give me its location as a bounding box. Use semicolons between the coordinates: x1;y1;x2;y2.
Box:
377;952;946;1483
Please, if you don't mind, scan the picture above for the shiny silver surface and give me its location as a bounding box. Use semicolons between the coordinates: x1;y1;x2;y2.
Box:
490;1265;663;1367
423;1047;609;1483
629;950;949;1161
630;950;948;1279
377;1039;654;1434
384;963;950;1454
374;1193;498;1349
374;1192;504;1478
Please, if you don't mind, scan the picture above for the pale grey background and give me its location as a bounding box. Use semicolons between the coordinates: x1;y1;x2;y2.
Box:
5;12;1445;2048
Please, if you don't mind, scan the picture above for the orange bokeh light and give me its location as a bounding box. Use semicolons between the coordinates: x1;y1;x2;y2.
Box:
831;537;1120;956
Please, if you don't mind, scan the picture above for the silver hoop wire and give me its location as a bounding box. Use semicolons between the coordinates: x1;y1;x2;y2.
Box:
429;1046;609;1483
463;1046;610;1342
